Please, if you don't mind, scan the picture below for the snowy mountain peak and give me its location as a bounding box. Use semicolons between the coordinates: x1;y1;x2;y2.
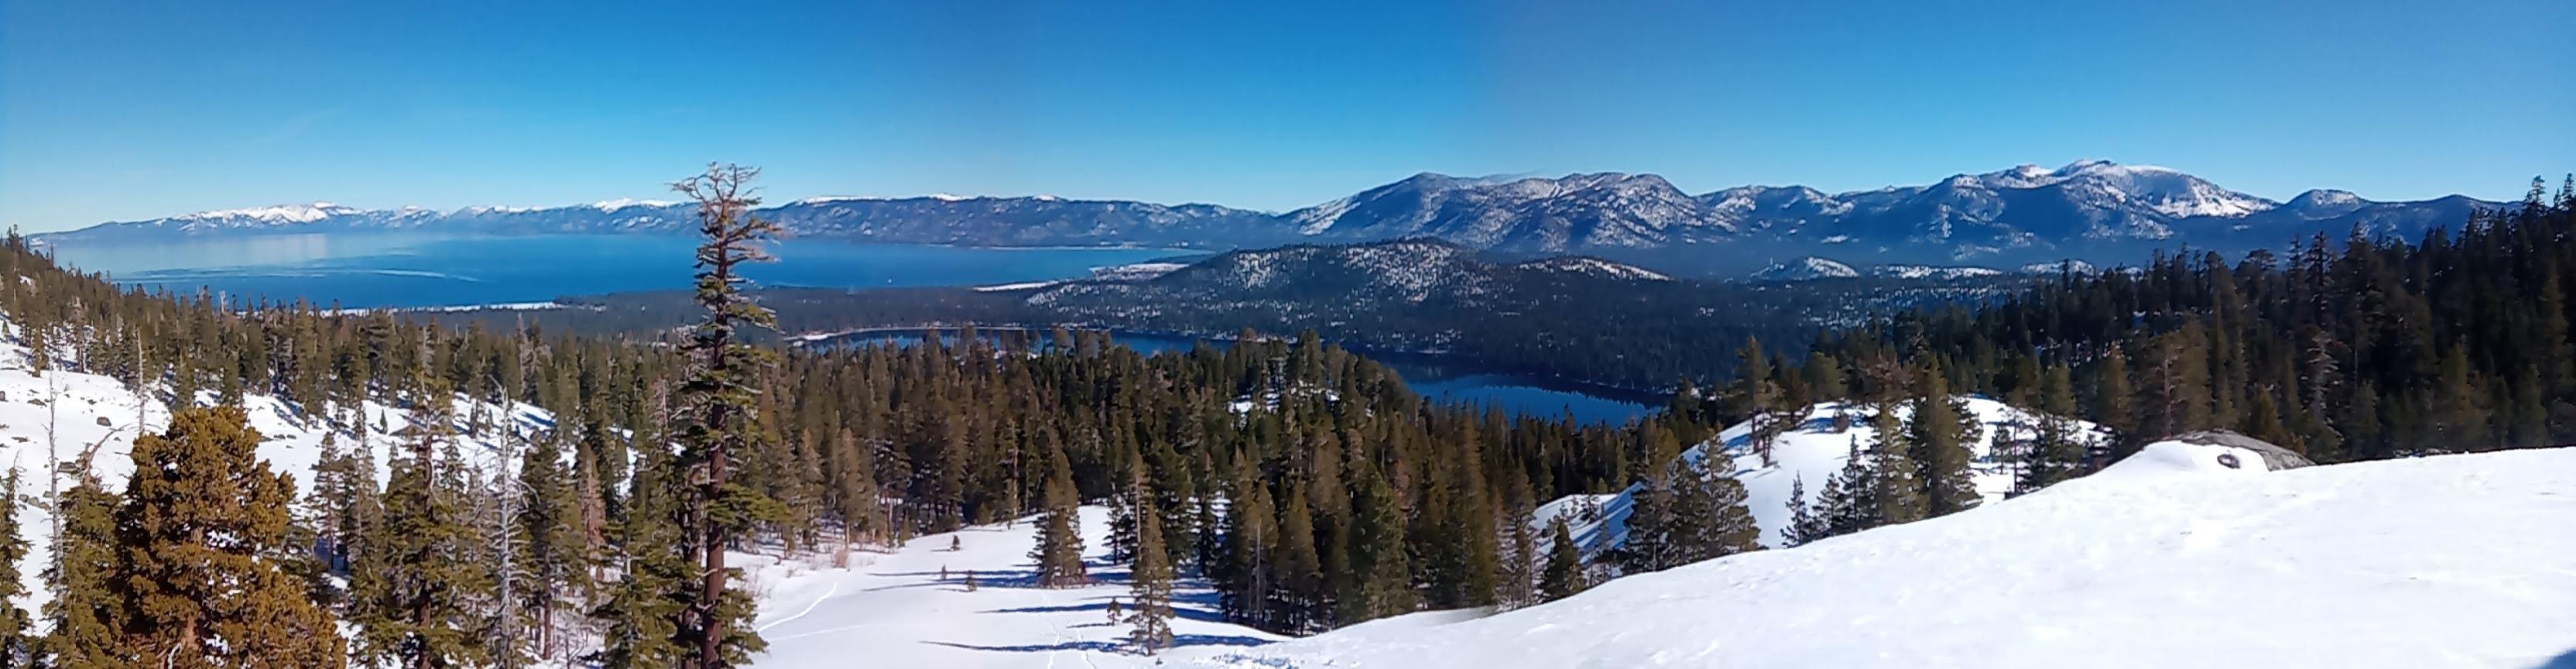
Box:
172;201;358;224
589;197;676;211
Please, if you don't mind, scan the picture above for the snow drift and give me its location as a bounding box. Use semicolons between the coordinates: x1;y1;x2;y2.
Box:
1207;444;2576;668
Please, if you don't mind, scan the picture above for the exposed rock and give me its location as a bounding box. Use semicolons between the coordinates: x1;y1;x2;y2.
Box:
2163;430;2314;471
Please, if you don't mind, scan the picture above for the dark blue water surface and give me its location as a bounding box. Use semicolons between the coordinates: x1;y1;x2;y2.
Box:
41;232;1194;309
44;232;1656;423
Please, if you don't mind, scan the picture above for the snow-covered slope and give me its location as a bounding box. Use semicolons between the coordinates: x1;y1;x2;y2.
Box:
1752;256;1860;280
0;320;557;620
1869;264;2005;280
1547;398;2108;554
747;506;1282;668
1213;445;2576;669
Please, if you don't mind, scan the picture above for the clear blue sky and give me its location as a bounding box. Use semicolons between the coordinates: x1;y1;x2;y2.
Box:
3;0;2570;232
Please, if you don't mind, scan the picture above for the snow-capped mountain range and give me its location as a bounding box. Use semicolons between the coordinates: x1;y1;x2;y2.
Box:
42;160;2505;271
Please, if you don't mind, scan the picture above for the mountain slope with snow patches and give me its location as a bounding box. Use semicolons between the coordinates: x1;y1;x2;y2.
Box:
46;161;2501;270
1213;444;2576;669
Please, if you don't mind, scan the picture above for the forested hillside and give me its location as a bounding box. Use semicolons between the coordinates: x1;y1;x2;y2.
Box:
1787;177;2576;463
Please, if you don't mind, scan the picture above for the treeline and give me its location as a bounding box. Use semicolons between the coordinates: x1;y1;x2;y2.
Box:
1785;175;2576;462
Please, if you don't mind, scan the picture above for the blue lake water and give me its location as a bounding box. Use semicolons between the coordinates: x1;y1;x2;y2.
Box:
43;232;1657;424
39;232;1197;309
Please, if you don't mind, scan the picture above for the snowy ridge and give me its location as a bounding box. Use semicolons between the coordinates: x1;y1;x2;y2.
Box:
1511;256;1673;281
1869;264;2004;280
52;160;2499;269
172;201;359;224
1543;397;2108;554
1752;256;1859;280
1216;444;2576;669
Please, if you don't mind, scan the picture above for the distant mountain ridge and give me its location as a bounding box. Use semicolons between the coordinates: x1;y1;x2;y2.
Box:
43;160;2506;271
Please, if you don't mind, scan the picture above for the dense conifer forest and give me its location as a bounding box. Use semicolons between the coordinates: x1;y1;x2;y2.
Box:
1780;177;2576;463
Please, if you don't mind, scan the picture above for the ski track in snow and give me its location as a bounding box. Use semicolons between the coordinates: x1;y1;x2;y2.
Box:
755;580;838;633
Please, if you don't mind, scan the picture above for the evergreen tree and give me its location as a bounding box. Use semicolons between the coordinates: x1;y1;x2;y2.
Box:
352;375;488;669
1537;516;1584;602
594;444;692;668
1783;475;1823;547
1125;480;1176;655
517;430;589;662
40;475;122;669
110;406;345;667
1106;451;1143;563
1220;459;1276;626
1029;441;1088;588
1906;369;1980;517
0;468;30;666
668;163;781;668
1348;474;1416;623
1872;406;1927;525
1270;486;1325;632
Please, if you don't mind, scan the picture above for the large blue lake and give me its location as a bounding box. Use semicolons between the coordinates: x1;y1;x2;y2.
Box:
43;232;1655;424
39;232;1196;308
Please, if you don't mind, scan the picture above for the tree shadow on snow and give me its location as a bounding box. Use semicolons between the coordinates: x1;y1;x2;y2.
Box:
923;633;1268;654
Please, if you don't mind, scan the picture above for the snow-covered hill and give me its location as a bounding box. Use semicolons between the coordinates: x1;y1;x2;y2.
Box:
1211;444;2576;669
0;319;557;620
1751;256;1860;281
1869;263;2005;280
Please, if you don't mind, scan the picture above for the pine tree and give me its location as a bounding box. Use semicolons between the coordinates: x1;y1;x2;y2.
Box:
1872;405;1927;525
1029;441;1088;588
1270;486;1325;632
110;406;345;667
518;430;589;662
1537;516;1584;602
1126;480;1176;654
1697;463;1763;558
2093;348;2138;455
1907;369;1980;517
1107;451;1143;564
668;163;781;668
1219;459;1276;626
1493;468;1539;609
1348;474;1416;623
594;444;691;668
353;375;488;669
1619;469;1677;573
40;474;122;669
1783;475;1822;547
0;468;31;666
